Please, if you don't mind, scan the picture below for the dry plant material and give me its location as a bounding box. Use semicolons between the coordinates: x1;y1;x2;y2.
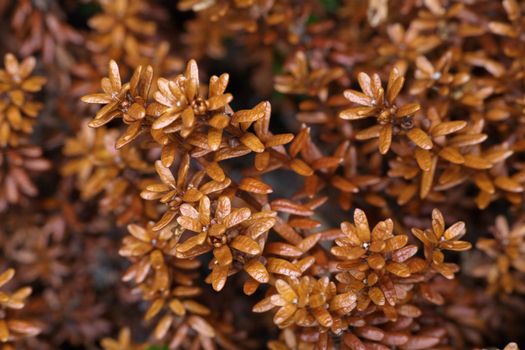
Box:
10;0;83;68
0;53;45;147
341;68;424;154
470;216;525;295
1;0;525;349
0;145;50;210
101;327;146;350
0;268;41;346
87;0;157;63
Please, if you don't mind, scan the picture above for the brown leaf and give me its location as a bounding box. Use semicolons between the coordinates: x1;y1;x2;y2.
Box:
356;125;381;140
396;103;420;117
449;133;487;147
494;176;523;193
188;315;215;337
289;158;314;176
343;332;366;350
108;60;122;91
273;304;297;325
267;258;301;277
420;155;437;199
232;107;264;123
392;245;418;262
379;124;393;154
240;132;265;152
331;246;366;259
406;128;433;149
252;297;274;313
331;176;359;193
369;287;385;305
358;72;374;97
340;106;376;120
205;162;226;182
230;235;261;255
401;335;440;350
224;208;251;228
311;156;343;170
354;208;371;242
344;89;373;105
207;93;233;110
244;259;270;283
386;262;411;277
210;264;229;291
81;93;113;104
368;253;386;270
414;148;432;171
443;221;466;240
387;69;404;103
239;177;273;194
330;292;356;311
275;279;297;302
439;240;472;251
431;121;467;137
312;307;333;327
265;134;294;148
127;224;150;242
355;326;384;341
297;233;321;252
0;269;15;288
213;245;232;266
271;199;313;216
438;147;464;164
155;160;175;185
153;315;173;340
177;216;203;232
266;242;303;257
6;319;40;336
463;154;492;169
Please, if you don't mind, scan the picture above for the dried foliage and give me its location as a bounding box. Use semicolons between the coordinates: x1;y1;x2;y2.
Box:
0;0;524;349
0;53;45;147
0;268;41;347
